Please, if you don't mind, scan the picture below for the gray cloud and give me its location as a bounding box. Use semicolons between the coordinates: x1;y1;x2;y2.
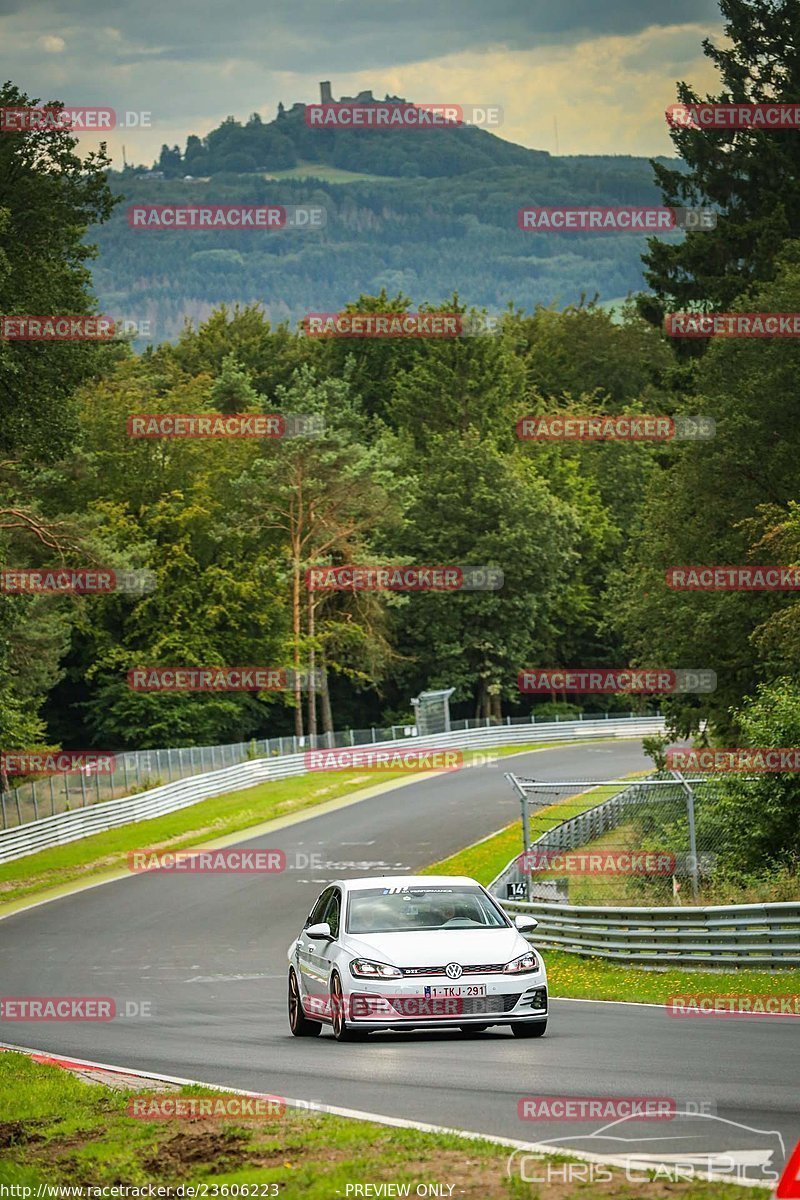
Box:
0;0;724;160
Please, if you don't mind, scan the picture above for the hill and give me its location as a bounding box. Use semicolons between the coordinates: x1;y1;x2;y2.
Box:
94;88;685;342
146;84;549;181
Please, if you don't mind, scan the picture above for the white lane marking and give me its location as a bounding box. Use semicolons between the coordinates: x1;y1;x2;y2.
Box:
185;972;283;983
552;995;800;1020
0;1040;775;1189
552;996;669;1009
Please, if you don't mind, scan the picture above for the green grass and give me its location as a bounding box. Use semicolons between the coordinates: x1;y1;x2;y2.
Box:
263;163;397;183
422;781;800;1002
540;950;800;1003
0;740;570;912
0;1051;755;1196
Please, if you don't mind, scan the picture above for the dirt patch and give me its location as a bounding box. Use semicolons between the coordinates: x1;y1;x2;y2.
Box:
0;1119;45;1149
143;1127;251;1177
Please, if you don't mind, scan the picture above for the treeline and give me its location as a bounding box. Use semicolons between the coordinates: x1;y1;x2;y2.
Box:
4;0;800;883
1;290;675;751
95;159;678;336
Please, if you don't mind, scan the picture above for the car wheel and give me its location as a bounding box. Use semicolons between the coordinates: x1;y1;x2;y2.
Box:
512;1019;547;1038
460;1025;489;1036
288;969;321;1037
330;972;367;1041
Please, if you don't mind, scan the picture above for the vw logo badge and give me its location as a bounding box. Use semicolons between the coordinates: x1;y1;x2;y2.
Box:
445;962;463;980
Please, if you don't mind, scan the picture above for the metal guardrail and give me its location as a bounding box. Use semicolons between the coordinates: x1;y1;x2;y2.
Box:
503;896;800;968
0;709;656;829
491;778;800;967
0;716;663;864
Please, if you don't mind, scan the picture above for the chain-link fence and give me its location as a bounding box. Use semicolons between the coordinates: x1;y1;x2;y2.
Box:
0;710;649;829
498;772;725;906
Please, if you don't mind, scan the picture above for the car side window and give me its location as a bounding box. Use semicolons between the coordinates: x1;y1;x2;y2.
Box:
323;889;341;939
305;887;333;928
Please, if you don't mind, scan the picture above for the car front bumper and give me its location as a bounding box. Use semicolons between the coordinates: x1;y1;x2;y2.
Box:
343;971;548;1028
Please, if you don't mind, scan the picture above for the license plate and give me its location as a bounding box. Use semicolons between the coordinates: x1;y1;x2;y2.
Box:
429;984;487;997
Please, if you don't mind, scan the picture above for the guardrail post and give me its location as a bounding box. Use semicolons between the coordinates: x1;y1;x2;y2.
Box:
505;773;532;902
0;791;6;829
671;769;700;901
49;775;56;816
79;772;87;807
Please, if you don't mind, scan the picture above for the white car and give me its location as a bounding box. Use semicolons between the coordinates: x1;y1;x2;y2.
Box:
287;874;548;1041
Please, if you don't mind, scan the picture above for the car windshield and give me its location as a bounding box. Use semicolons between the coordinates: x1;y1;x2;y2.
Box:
346;885;508;934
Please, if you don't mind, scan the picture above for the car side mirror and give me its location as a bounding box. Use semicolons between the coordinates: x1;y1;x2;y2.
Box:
306;921;333;940
514;915;538;932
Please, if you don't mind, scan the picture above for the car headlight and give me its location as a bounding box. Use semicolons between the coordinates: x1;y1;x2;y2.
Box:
504;951;539;974
349;958;402;979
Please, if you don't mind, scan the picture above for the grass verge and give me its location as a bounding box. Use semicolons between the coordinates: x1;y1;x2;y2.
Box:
423;784;800;1003
421;781;629;884
0;741;568;912
0;1051;754;1197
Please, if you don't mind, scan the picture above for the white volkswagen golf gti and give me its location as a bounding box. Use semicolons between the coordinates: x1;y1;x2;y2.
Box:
287;874;547;1041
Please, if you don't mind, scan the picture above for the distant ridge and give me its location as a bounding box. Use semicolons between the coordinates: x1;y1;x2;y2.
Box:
145;81;549;181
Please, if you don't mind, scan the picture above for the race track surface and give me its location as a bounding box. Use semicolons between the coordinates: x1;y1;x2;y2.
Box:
1;740;797;1181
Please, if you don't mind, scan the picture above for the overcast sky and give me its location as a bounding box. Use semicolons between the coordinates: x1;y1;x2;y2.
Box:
2;0;726;163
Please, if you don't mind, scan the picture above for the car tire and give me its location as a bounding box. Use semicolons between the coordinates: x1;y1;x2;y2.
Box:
288;969;322;1037
511;1019;547;1038
330;972;368;1042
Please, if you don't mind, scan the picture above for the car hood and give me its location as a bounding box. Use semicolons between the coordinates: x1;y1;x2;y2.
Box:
342;927;533;968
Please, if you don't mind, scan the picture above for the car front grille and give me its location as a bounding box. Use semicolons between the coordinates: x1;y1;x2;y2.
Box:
400;963;507;977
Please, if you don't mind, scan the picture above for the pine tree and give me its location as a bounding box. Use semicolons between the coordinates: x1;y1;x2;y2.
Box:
641;0;800;322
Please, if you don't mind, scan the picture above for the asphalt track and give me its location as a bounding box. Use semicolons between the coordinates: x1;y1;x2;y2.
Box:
1;739;798;1184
